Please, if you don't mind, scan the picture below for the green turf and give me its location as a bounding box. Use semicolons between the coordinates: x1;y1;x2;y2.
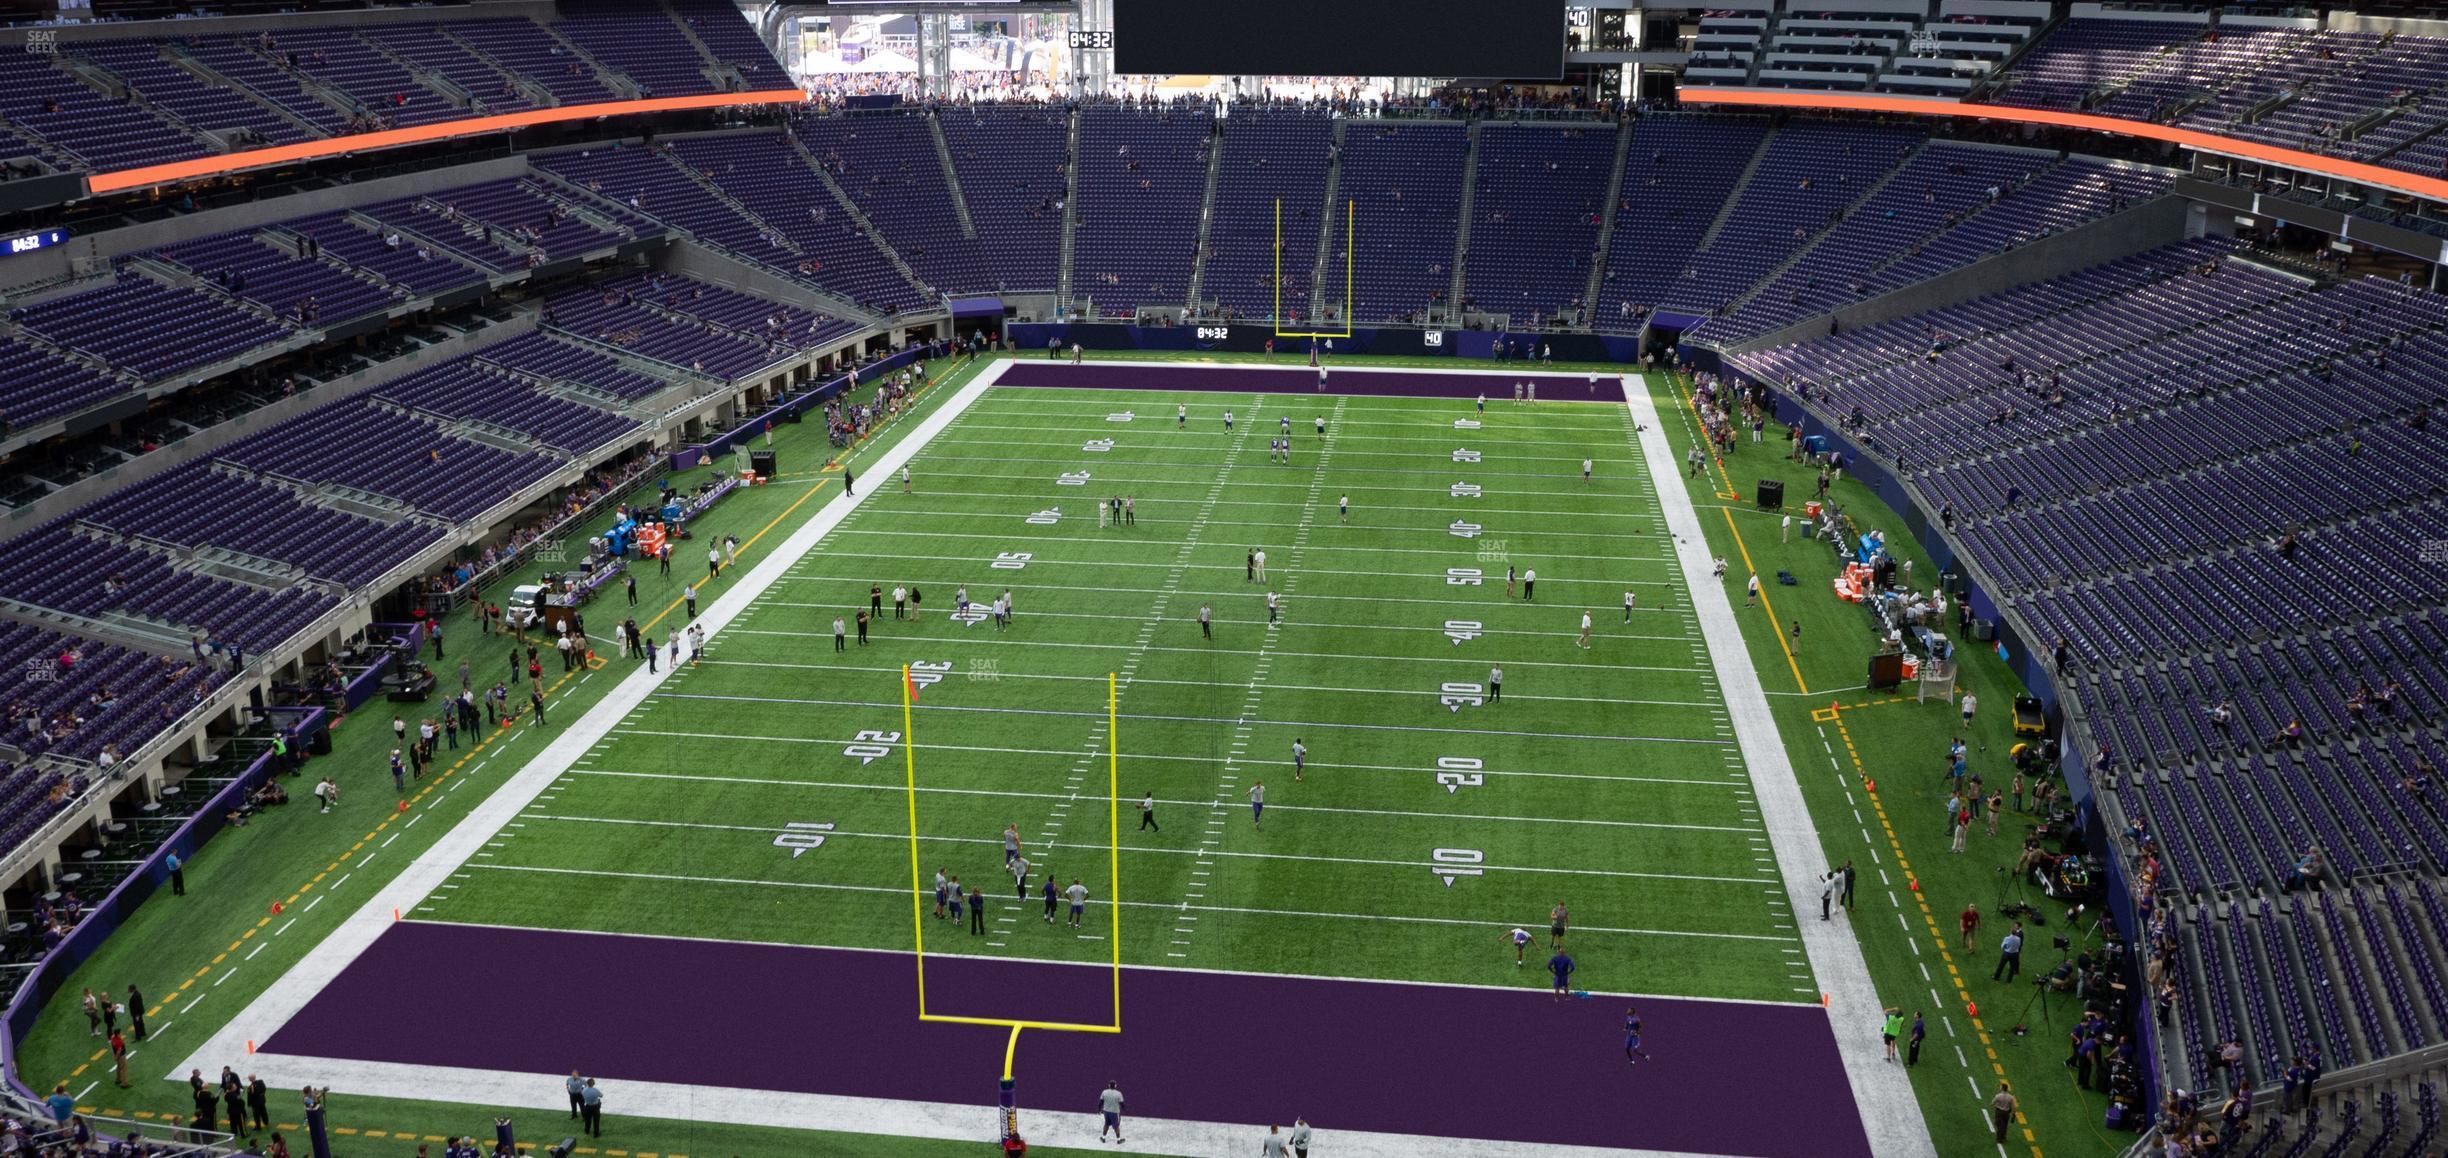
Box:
431;382;1812;1005
1646;369;2123;1158
13;351;2130;1158
10;357;995;1155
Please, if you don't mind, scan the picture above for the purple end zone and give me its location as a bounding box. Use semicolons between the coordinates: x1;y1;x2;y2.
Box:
266;923;1868;1157
996;361;1624;402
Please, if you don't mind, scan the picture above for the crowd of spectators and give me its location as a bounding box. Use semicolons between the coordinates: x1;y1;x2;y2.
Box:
420;456;655;602
823;362;925;448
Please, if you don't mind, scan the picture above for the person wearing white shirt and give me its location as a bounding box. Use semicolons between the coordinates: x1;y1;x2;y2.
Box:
1578;611;1593;649
1290;1118;1313;1158
1098;1083;1126;1143
1623;589;1637;623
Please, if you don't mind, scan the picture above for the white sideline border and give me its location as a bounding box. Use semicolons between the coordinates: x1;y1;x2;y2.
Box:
196;1052;1725;1158
170;360;1841;1157
175;361;1002;1076
1621;379;1939;1158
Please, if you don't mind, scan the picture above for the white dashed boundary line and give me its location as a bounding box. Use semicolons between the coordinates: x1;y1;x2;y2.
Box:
175;363;1008;1083
1622;377;1938;1158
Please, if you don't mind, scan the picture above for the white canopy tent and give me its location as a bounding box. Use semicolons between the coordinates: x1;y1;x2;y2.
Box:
798;46;918;75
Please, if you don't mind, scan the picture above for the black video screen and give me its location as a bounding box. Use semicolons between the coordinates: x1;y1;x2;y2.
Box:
1114;0;1566;80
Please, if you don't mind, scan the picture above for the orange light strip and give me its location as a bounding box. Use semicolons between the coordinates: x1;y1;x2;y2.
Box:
1677;87;2448;205
84;89;809;195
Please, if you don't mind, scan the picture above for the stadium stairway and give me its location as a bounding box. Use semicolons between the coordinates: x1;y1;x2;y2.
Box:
1182;117;1227;313
1306;116;1346;325
532;17;641;102
674;145;805;258
1580;121;1635;321
926;111;979;240
1694;125;1779;252
537;312;726;388
654;0;735;91
1057;107;1081;307
1706;139;1930;323
147;39;336;142
784;130;935;298
354;28;489;115
1445;119;1481;311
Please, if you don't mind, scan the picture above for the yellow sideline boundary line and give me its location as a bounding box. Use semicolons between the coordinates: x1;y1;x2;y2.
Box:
59;359;993;1130
1825;705;2040;1157
904;668;1122;1079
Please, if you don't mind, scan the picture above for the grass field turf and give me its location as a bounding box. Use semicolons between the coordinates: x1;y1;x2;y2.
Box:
1649;367;2124;1158
11;351;2124;1158
419;379;1812;1005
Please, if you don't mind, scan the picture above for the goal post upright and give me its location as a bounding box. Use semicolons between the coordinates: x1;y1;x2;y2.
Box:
900;667;1124;1144
902;663;929;1018
1107;669;1122;1028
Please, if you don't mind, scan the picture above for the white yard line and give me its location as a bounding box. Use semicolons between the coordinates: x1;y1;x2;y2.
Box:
827;516;1664;553
598;734;1748;789
1621;378;1937;1157
521;808;1755;852
174;363;1011;1084
772;578;1684;614
705;658;1724;710
785;550;1672;582
652;690;1732;748
459;863;1787;942
731;623;1707;666
757;601;1702;646
809;487;1662;523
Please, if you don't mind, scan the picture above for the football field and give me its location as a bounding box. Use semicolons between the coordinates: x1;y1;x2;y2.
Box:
426;377;1806;997
185;359;1895;1157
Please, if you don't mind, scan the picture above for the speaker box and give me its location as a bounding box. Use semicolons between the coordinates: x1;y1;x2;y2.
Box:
1756;479;1784;510
750;450;778;477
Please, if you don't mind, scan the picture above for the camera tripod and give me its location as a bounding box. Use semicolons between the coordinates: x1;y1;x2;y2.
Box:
1993;863;2044;924
2009;905;2100;1038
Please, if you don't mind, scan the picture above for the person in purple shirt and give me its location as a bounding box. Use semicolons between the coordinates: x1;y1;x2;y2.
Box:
1548;952;1575;1000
